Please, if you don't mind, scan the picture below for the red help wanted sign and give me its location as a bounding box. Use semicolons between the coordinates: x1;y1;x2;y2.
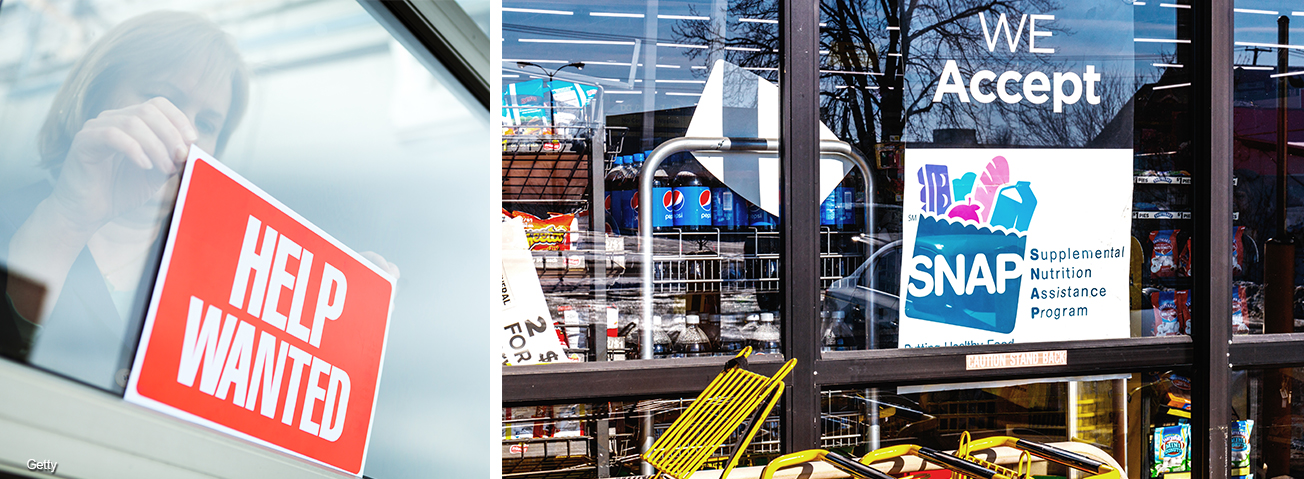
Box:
125;146;394;475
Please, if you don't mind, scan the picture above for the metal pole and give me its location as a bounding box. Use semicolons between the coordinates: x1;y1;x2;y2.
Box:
1191;1;1234;478
1264;16;1294;478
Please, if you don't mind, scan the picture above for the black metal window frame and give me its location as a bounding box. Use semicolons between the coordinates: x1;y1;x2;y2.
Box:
497;2;1304;479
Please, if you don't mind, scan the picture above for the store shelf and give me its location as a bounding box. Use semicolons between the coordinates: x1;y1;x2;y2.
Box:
502;147;592;201
1135;175;1192;185
1133;211;1192;220
1133;211;1239;220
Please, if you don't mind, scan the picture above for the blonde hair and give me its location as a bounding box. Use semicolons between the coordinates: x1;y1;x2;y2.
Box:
38;11;250;168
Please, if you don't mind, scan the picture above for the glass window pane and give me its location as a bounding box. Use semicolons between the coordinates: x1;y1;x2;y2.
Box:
822;371;1192;479
503;395;783;476
816;0;1195;350
501;1;784;364
1230;1;1304;335
0;1;487;476
1232;368;1303;478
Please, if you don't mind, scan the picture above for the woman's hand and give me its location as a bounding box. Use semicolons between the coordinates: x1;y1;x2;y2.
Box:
47;97;198;232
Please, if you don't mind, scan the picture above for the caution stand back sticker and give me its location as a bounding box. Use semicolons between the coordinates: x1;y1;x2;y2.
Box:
125;146;394;476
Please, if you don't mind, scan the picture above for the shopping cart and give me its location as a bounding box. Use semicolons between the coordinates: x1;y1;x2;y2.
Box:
758;431;1121;479
641;347;797;479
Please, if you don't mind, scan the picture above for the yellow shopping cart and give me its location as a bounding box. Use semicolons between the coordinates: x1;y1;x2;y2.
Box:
759;431;1120;479
641;347;798;479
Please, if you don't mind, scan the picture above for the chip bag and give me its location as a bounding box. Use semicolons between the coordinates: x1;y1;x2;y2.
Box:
1233;226;1246;277
1178;237;1192;277
1150;229;1179;278
1232;284;1250;334
1151;291;1183;336
511;211;576;251
1231;419;1254;472
1153;424;1191;476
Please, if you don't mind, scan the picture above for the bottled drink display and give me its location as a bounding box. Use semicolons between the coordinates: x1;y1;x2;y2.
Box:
741;313;760;341
750;312;781;354
603;155;626;232
672;164;712;231
667;314;687;344
747;203;778;230
838;168;862;231
651;315;672;359
821;310;855;351
620;153;644;234
675;314;711;357
821;188;839;227
718;314;746;354
651;164;674;231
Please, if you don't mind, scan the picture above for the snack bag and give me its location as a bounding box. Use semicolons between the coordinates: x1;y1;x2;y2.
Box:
509;406;536;439
1231;419;1254;472
1153;424;1191;476
1179;290;1191;336
1232;285;1250;334
1151;291;1182;336
512;211;576;251
1181;238;1193;277
553;404;585;438
1232;226;1246;277
1150;230;1180;278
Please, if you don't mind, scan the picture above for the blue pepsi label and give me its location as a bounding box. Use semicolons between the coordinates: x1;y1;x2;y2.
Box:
621;188;639;230
821;191;838;226
605;191;621;226
652;187;674;227
836;186;854;227
610;189;629;229
674;186;712;226
712;187;736;227
748;204;777;227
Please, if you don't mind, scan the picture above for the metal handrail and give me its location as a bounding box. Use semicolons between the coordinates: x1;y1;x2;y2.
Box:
635;137;875;360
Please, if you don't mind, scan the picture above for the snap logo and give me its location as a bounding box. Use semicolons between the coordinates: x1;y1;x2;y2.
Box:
904;156;1036;334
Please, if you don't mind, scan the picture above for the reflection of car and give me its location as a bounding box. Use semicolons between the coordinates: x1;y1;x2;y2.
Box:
824;210;903;348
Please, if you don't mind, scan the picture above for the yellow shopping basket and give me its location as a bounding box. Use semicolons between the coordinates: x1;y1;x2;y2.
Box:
641;347;797;479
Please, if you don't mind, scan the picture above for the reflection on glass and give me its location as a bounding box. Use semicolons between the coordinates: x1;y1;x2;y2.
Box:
0;11;248;391
1232;368;1304;478
502;396;783;476
0;1;488;476
501;1;785;364
821;372;1193;479
1231;1;1304;335
815;0;1196;348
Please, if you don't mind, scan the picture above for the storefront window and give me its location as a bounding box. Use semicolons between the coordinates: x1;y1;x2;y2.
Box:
822;372;1193;479
814;0;1196;351
1230;1;1304;336
0;1;487;476
1232;367;1304;478
500;1;785;364
503;396;783;476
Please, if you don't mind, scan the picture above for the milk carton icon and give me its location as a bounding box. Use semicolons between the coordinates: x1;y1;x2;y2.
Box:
990;181;1036;232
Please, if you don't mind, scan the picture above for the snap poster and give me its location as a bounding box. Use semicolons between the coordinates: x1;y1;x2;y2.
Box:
897;149;1132;348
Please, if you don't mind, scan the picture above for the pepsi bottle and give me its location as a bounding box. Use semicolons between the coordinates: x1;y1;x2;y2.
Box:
651;165;674;231
837;168;861;231
820;188;839;228
747;201;778;231
708;171;739;231
621;153;646;234
603;156;626;233
673;162;712;231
